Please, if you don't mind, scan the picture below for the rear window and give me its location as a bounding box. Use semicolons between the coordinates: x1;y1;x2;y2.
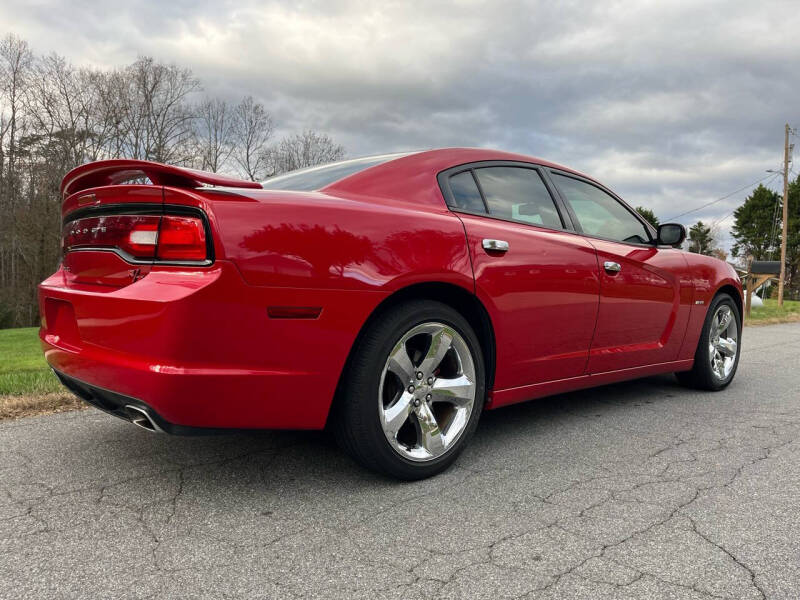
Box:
261;153;411;191
449;171;486;212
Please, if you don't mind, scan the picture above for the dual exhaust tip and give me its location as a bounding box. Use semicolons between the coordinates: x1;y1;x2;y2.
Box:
123;405;163;433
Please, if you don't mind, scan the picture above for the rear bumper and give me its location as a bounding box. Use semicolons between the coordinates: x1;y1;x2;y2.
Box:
39;261;386;430
53;369;216;435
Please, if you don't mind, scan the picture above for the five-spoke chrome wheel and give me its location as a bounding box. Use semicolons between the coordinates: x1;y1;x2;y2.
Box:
676;293;741;391
378;322;477;462
708;304;738;381
334;299;484;478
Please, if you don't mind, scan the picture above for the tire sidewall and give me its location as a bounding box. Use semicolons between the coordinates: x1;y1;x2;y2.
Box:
350;300;486;479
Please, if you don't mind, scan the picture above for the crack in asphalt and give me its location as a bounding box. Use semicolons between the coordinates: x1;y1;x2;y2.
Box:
688;517;767;600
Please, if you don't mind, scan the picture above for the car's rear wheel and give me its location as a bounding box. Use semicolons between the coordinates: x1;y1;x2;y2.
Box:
333;299;485;479
675;293;741;390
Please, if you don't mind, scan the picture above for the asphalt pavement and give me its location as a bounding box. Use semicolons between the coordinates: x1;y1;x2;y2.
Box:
1;322;799;599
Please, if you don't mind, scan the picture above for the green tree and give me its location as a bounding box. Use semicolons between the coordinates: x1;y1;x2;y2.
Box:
635;206;660;229
688;221;715;255
786;174;800;297
731;184;781;260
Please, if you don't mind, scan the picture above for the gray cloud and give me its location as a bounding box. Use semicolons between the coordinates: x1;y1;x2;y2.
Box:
5;0;799;248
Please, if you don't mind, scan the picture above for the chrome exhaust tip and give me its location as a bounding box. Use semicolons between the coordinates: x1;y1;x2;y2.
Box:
124;405;163;433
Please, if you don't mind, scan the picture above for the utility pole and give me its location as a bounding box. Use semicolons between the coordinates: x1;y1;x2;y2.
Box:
778;123;793;307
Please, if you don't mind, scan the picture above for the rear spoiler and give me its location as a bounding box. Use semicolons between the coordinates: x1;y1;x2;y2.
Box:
61;159;263;198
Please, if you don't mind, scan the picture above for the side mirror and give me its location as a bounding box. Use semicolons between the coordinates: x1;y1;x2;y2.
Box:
656;223;686;247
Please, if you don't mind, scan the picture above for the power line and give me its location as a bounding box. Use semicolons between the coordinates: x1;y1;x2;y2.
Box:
710;172;781;229
709;209;736;229
666;171;780;221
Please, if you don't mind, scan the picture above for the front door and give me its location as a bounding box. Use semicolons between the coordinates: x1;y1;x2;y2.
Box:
548;171;692;373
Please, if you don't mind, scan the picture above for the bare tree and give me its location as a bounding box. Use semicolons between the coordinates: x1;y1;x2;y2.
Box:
0;34;32;179
268;130;345;176
24;54;94;168
0;34;34;324
230;96;273;181
195;97;233;172
103;57;199;164
19;54;92;306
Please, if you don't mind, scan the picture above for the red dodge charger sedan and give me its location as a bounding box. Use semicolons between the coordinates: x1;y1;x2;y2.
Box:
39;148;743;479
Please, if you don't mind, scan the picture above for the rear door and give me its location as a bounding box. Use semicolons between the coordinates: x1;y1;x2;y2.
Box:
548;171;691;373
440;162;601;390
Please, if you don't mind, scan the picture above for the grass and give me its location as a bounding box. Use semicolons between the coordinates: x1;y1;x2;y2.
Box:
0;327;62;396
0;326;80;420
745;298;800;324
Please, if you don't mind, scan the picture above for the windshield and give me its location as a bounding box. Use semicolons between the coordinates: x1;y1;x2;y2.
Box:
260;152;412;191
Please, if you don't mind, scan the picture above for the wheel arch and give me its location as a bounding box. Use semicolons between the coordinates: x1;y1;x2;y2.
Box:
715;282;743;320
326;281;496;427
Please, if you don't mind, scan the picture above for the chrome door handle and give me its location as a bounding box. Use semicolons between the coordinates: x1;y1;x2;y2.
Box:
603;261;621;273
482;239;509;253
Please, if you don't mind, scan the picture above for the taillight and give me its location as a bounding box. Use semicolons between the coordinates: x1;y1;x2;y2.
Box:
63;215;161;259
156;216;207;261
128;221;160;256
63;213;208;262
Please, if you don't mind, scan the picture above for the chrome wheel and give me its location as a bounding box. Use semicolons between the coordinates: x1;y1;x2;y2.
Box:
378;322;477;462
708;304;738;381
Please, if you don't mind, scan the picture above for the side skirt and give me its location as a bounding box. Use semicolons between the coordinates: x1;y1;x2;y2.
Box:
488;359;694;409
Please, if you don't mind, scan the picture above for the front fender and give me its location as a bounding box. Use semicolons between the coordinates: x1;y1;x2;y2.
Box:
678;257;743;360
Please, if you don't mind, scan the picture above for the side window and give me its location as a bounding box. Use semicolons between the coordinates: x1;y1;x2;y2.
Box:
551;173;650;244
473;167;563;229
448;170;486;213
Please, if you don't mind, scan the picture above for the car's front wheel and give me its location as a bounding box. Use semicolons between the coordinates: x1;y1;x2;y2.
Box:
333;300;485;479
676;292;741;390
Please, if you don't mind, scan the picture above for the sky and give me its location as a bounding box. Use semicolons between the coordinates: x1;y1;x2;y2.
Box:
4;0;800;250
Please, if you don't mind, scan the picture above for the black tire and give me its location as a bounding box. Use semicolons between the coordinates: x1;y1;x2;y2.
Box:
675;293;742;391
332;299;486;480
